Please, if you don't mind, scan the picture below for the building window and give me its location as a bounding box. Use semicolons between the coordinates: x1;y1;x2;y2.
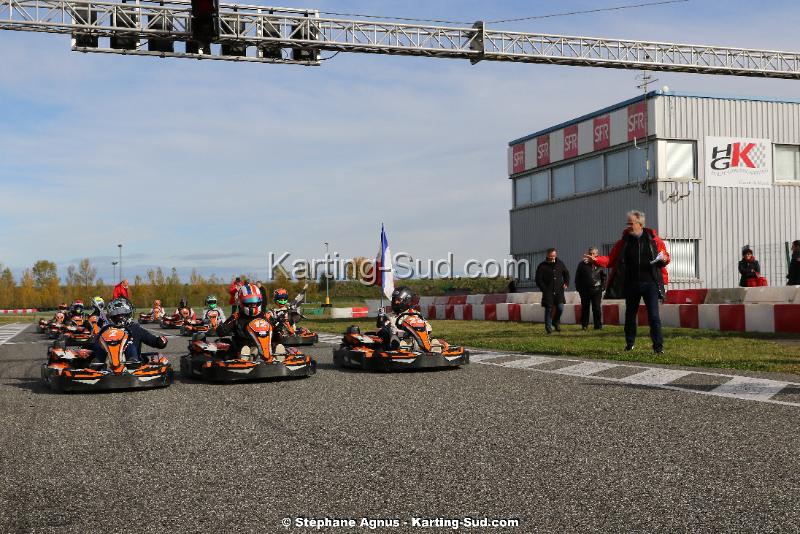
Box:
629;144;654;183
663;239;699;280
605;149;628;188
664;140;696;180
552;164;575;198
575;156;604;193
775;145;800;182
513;175;532;207
532;170;550;202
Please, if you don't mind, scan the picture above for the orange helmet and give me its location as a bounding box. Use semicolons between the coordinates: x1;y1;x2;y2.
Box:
238;283;263;317
154;299;161;306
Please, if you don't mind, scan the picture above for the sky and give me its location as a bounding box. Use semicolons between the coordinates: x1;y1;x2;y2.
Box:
1;0;800;283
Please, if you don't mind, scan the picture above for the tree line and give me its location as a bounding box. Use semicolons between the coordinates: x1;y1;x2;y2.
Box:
0;258;511;310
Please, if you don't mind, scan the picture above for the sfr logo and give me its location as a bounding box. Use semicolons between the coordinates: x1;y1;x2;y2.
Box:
593;115;610;150
537;135;550;166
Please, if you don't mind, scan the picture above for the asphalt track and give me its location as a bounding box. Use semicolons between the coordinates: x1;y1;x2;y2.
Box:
0;323;798;534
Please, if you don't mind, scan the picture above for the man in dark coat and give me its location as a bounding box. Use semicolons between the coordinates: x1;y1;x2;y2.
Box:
585;210;670;354
787;240;800;286
575;247;607;330
535;248;570;334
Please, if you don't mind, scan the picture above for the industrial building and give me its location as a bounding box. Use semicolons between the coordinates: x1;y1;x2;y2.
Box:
508;90;800;289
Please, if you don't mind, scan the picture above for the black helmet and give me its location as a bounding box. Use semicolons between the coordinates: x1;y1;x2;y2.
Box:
390;286;414;314
179;298;188;308
106;298;133;326
69;302;84;317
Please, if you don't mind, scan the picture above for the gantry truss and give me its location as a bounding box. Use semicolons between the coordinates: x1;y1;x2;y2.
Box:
2;0;800;77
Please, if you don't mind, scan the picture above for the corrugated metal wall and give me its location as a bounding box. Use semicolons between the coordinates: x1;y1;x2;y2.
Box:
655;95;800;288
510;185;658;287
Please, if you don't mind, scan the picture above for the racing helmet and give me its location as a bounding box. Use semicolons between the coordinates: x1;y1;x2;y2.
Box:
238;283;263;317
273;288;289;306
179;298;188;309
390;286;414;314
154;299;161;307
69;301;85;317
58;303;68;312
106;298;133;326
92;296;105;311
205;295;218;309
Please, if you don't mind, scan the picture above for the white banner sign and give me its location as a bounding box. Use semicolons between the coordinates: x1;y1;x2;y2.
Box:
705;136;772;188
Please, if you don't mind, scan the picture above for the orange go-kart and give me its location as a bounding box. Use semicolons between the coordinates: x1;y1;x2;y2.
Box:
46;312;68;339
41;328;173;393
39;311;65;335
271;308;318;346
59;315;94;347
333;311;469;371
180;317;315;382
160;309;190;329
139;308;165;324
180;309;223;337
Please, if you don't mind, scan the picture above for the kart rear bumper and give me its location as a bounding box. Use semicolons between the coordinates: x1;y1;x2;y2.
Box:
180;356;316;382
41;364;173;393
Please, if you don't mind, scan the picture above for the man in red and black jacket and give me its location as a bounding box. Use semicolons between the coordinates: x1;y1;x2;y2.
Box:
585;210;670;354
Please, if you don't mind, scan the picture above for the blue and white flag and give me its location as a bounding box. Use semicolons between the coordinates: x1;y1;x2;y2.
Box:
375;224;394;300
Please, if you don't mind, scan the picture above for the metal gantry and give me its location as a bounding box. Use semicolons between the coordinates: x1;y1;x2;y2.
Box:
2;0;800;77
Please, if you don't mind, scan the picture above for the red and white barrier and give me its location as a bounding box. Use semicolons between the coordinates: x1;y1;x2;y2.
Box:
330;306;369;319
0;309;37;314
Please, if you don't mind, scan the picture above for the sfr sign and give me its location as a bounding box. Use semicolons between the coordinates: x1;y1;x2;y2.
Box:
512;144;525;174
563;125;578;159
537;135;550;166
628;102;646;141
593;115;610;150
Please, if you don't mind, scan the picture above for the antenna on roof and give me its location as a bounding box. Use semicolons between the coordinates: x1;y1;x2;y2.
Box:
635;71;657;194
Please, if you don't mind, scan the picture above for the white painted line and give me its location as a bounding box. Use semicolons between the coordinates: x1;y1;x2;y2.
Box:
501;355;557;369
622;368;694;387
709;376;790;402
467;353;511;363
0;323;29;346
556;361;619;377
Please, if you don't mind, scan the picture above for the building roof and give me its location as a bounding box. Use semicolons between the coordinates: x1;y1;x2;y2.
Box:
508;90;800;147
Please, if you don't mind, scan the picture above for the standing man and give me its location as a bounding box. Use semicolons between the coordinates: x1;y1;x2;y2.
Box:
575;247;606;330
112;279;129;300
585;210;670;354
534;248;570;334
229;277;241;316
787;240;800;285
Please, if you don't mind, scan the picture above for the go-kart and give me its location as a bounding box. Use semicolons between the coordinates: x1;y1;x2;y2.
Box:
181;309;223;337
41;328;173;393
39;310;67;334
180;317;315;382
47;316;67;340
139;309;165;324
333;311;469;371
271;308;318;346
59;317;94;347
269;286;318;346
160;311;188;329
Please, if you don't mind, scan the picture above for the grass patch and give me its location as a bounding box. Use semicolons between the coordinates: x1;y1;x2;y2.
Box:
302;318;800;377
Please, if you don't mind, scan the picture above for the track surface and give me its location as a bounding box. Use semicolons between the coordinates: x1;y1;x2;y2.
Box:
1;323;798;533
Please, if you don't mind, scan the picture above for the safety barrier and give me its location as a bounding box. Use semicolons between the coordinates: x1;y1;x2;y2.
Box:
0;308;38;314
362;288;800;333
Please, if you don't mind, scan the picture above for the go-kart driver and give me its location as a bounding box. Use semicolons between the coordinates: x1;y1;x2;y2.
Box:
216;283;272;356
174;298;196;322
66;300;87;324
376;286;440;351
90;296;108;329
201;295;226;324
94;298;168;364
149;299;166;319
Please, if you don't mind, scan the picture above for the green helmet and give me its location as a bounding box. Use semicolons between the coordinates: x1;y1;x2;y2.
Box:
205;295;218;309
92;296;105;310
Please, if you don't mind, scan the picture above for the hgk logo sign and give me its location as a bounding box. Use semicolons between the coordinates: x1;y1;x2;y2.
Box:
627;102;646;141
512;144;525;174
563;125;578;159
537;135;550;166
710;142;762;170
705;136;772;188
593;115;610;150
